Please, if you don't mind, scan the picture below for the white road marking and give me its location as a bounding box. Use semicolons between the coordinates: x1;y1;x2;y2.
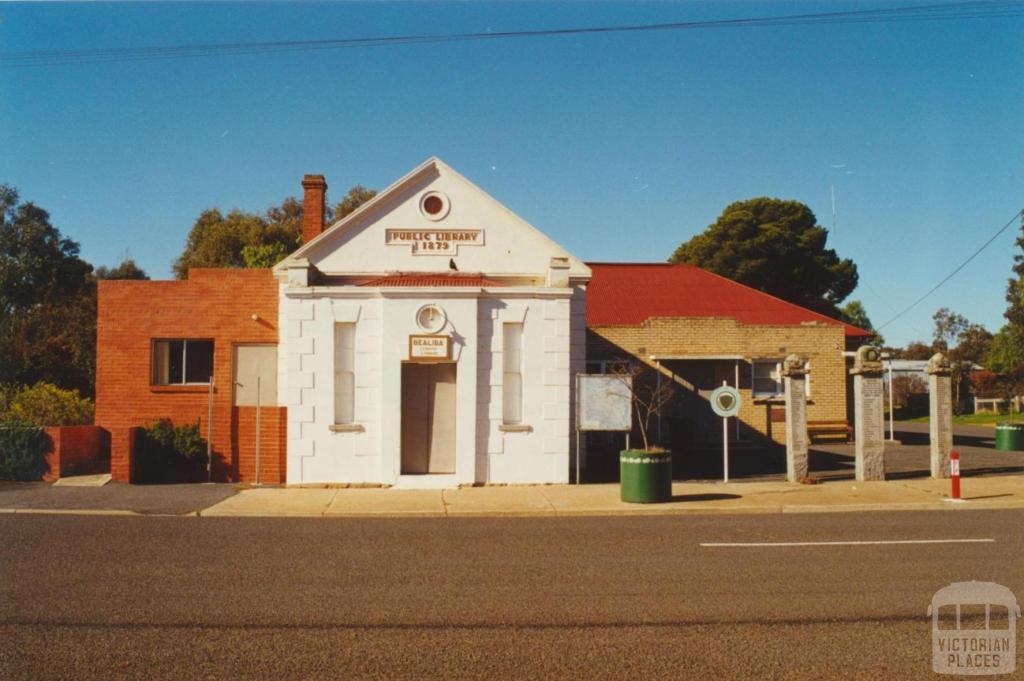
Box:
700;538;995;548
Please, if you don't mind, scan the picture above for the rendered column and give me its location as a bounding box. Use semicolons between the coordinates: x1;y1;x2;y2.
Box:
782;354;809;482
926;352;953;479
851;346;885;481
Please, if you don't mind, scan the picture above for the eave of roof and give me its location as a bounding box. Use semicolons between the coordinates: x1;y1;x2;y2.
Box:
584;262;873;338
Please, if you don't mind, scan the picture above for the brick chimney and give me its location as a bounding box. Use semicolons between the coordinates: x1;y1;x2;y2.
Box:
301;174;327;244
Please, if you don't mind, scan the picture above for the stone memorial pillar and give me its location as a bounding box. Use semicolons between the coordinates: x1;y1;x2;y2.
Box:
851;345;885;481
782;354;809;482
927;352;953;478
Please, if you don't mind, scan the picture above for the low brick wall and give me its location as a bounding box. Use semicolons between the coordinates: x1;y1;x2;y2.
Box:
110;426;141;483
42;426;111;481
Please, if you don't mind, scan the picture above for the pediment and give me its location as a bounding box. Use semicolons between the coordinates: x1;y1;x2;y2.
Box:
276;157;589;282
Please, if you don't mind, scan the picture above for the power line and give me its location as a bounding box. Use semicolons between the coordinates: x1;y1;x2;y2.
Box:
2;1;1022;68
876;209;1024;331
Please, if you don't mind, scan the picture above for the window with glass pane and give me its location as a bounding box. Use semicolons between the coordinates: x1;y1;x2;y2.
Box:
752;360;781;397
503;323;523;424
151;339;214;385
334;323;355;424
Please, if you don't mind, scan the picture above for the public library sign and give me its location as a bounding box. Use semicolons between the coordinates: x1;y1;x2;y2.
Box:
385;229;483;255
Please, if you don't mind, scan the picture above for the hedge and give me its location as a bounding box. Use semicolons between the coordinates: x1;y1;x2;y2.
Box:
0;422;50;481
134;419;208;484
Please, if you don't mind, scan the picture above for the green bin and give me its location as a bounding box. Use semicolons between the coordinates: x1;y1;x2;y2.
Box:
995;423;1024;452
620;450;672;503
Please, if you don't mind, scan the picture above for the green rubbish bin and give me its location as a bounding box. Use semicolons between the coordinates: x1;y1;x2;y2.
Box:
995;423;1024;452
620;449;672;503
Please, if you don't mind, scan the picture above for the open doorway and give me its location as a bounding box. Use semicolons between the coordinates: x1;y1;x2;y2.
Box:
400;362;457;474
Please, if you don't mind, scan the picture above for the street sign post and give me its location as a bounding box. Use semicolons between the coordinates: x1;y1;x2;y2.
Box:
710;383;741;483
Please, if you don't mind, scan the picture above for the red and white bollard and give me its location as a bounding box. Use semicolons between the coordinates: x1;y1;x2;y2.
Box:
950;450;961;501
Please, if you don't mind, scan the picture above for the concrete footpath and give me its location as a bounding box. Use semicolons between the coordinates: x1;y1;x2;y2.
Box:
5;475;1024;518
194;475;1024;517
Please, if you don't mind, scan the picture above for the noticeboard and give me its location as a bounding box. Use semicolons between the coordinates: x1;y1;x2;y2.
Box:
576;374;632;432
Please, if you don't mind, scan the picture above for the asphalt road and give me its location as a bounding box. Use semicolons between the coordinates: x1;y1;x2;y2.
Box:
3;511;1022;680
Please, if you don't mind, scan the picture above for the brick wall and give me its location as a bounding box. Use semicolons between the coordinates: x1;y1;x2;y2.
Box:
588;317;849;444
42;425;110;481
96;269;285;483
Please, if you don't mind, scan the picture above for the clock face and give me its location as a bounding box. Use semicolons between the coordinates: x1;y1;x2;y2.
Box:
416;304;446;333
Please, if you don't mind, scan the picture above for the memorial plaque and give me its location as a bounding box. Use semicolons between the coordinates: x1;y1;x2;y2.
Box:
853;373;885;481
782;356;809;482
927;353;953;479
784;375;809;482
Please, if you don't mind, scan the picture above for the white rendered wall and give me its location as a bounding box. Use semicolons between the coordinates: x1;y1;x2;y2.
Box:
281;288;574;486
283;294;384;484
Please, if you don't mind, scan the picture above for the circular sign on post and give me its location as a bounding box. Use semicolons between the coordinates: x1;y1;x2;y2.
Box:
710;385;741;418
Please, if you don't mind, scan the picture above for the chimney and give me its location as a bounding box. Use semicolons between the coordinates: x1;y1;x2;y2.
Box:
301;174;327;244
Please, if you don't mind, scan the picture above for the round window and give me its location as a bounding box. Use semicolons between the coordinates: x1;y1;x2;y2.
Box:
419;191;450;221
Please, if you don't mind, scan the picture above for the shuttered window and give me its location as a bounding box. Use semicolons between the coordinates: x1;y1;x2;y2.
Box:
502;323;523;424
334;324;356;424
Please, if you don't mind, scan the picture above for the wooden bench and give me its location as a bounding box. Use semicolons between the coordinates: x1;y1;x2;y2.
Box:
807;420;852;443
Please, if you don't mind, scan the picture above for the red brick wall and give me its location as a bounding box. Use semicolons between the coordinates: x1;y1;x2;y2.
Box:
110;427;139;483
42;426;110;481
96;269;285;483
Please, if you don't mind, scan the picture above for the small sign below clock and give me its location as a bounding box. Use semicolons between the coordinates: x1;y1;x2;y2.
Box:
409;335;452;362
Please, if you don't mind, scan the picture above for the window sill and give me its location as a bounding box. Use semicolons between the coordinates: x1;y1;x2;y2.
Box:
498;424;532;433
329;423;365;433
754;397;816;405
150;384;212;394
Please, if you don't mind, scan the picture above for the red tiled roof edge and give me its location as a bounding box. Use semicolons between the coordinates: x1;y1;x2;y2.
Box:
585;262;873;338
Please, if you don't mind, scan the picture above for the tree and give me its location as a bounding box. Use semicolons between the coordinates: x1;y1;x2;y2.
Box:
95;258;149;280
988;215;1024;376
610;361;674;451
900;341;935;361
840;300;884;345
0;185;96;395
987;324;1024;374
954;323;993;367
1;382;93;426
932;307;969;354
669;197;858;316
173;186;376;278
329;185;377;222
926;309;992;412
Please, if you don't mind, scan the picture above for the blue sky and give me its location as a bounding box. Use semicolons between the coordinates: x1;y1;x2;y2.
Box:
2;1;1022;347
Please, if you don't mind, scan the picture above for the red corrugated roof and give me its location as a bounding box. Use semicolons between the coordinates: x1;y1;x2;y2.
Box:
585;263;872;338
359;273;500;287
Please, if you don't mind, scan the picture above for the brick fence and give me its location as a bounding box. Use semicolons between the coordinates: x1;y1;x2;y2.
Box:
42;425;110;481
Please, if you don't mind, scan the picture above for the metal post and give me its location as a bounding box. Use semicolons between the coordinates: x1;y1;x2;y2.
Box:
887;360;895;441
575;429;581;485
722;416;729;483
655;361;662;443
206;376;214;482
734;360;740;440
255;375;261;486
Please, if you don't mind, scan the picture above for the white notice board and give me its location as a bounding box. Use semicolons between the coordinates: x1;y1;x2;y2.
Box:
576;374;632;432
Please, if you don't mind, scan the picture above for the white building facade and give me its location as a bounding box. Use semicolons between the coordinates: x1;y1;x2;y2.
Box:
274;158;589;487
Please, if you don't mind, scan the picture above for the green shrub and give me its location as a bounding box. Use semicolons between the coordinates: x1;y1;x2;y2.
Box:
1;382;93;427
135;419;207;483
0;421;49;481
